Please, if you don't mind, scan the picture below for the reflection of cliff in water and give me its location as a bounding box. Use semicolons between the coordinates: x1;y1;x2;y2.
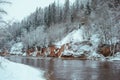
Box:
7;56;120;80
97;61;120;80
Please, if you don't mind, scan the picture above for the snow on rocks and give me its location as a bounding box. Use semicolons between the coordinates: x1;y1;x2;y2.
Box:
55;28;84;47
88;51;106;60
10;42;23;55
90;34;100;47
108;52;120;61
0;57;46;80
54;26;106;60
16;26;105;60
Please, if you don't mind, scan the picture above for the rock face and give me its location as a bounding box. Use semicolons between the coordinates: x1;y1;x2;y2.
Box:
49;45;57;57
24;43;120;58
98;43;120;57
24;42;120;58
26;48;35;56
25;44;68;57
98;44;111;57
24;41;92;59
56;44;65;57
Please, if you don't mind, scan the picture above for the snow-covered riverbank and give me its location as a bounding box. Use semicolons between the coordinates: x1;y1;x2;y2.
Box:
0;57;46;80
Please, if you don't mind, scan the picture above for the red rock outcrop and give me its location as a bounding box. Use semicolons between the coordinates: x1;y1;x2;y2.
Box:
98;43;120;57
48;45;57;57
36;51;41;57
56;44;65;57
26;48;35;56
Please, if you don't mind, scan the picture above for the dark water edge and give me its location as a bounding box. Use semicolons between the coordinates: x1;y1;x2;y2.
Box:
5;56;120;80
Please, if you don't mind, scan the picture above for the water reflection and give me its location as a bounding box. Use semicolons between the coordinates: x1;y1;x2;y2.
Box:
97;61;120;80
7;56;120;80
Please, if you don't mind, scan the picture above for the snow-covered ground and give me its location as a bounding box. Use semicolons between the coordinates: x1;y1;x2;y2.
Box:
10;42;24;55
0;57;46;80
55;26;84;47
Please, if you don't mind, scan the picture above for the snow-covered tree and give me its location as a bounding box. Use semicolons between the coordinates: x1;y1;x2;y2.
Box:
63;0;70;22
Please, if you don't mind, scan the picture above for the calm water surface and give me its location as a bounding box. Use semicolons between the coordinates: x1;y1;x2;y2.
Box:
6;56;120;80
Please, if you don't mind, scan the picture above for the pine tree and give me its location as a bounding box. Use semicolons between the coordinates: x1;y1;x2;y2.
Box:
85;1;91;15
63;0;70;22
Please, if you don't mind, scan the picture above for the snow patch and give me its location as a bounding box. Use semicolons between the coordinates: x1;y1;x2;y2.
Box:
108;52;120;61
55;28;84;47
10;42;23;55
62;50;74;56
90;34;100;47
0;57;46;80
79;45;92;51
109;37;119;44
88;51;105;60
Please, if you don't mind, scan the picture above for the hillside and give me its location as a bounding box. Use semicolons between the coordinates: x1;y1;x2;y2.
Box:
8;25;120;60
0;0;120;60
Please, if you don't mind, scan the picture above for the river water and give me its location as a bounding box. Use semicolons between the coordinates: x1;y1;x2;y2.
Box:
6;56;120;80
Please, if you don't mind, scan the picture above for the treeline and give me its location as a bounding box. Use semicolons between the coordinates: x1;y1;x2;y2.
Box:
21;0;91;30
6;0;92;49
0;0;120;50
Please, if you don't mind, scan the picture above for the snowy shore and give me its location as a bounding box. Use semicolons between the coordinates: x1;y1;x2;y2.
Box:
0;57;46;80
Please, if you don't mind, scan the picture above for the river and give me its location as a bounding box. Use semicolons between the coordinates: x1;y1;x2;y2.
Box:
6;56;120;80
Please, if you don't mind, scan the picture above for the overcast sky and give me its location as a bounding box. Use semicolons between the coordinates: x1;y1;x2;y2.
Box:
4;0;71;21
4;0;55;21
3;0;79;22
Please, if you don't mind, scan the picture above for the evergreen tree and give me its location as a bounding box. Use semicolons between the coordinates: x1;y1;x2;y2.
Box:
85;1;91;15
51;2;56;24
63;0;70;22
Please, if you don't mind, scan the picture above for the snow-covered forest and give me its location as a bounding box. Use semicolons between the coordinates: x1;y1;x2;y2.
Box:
0;0;120;59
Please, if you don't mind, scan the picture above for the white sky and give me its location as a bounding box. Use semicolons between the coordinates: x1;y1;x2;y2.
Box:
3;0;76;22
4;0;55;21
